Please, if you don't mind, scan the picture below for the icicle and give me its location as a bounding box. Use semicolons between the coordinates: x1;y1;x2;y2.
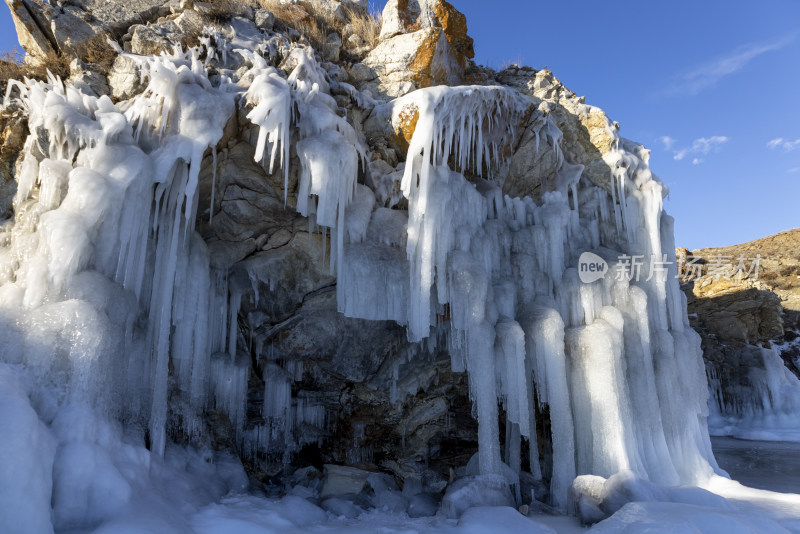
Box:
209;146;217;223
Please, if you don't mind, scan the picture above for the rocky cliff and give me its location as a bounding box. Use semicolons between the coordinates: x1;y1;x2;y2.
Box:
680;229;800;439
0;0;719;525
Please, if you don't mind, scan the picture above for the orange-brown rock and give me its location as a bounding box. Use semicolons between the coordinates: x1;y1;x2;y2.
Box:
364;27;464;96
365;0;473;96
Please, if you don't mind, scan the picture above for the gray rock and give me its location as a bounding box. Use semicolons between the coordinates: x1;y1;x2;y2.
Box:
441;475;515;519
323;33;342;62
347;34;365;49
129;10;204;56
108;54;145;100
407;493;439;517
320;465;371;498
254;8;275;30
503;113;560;201
232;232;334;324
67;58;110;97
348;63;378;87
6;0;171;60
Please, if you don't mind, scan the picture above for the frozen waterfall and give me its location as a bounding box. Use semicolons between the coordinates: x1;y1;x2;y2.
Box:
0;25;721;523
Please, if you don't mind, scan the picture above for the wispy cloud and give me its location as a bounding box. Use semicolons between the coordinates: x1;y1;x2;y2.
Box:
789;166;800;174
767;138;800;151
667;136;729;162
660;34;796;96
657;136;676;150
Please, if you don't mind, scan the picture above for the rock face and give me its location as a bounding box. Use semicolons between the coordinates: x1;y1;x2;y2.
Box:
680;231;800;435
686;277;783;345
4;0;172;61
496;66;618;200
363;0;476;97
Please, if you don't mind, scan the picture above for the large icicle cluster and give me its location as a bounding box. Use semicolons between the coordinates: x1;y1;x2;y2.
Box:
334;86;721;507
0;47;237;456
0;15;721;517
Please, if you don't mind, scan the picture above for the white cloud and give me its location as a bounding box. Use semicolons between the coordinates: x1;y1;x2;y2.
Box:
657;136;676;150
767;138;800;151
789;166;800;174
660;34;795;96
671;136;729;162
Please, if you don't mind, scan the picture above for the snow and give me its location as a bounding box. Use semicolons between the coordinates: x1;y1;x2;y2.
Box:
0;364;55;534
588;501;790;534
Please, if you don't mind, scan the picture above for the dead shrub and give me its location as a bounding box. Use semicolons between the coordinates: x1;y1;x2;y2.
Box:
0;47;71;96
82;33;118;73
257;0;380;51
198;0;254;23
169;0;381;58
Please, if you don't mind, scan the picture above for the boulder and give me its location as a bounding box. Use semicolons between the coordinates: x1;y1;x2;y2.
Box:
364;28;461;96
363;0;474;96
4;0;58;60
440;475;515;519
107;54;145;100
378;0;474;59
503;113;561;200
320;464;372;498
128;9;204;55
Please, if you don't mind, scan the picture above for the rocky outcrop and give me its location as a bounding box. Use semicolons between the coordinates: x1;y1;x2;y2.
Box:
363;0;477;98
4;0;172;61
686;277;783;345
692;229;800;320
680;232;800;431
0;106;26;219
497;66;618;199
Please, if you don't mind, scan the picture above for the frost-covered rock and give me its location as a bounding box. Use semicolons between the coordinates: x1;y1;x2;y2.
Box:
570;471;733;525
441;475;516;518
107;54;145;100
497;66;619;196
320;464;372;498
127;9;205;55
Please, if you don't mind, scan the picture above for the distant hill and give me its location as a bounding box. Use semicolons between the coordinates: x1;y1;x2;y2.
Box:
692;228;800;314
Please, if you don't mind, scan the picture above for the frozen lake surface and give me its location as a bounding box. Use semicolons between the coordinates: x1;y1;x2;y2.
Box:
712;436;800;494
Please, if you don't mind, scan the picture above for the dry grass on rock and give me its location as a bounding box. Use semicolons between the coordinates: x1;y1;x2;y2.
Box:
202;0;381;51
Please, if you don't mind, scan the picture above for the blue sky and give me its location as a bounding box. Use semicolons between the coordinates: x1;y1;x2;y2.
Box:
2;1;799;248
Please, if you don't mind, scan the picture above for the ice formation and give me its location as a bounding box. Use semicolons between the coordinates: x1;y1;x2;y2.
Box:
708;341;800;441
0;13;725;530
333;83;721;507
